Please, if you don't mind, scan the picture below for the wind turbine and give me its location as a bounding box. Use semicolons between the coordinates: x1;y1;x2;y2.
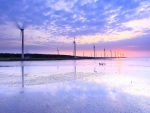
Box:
122;53;124;58
104;48;106;58
57;47;59;55
93;45;95;58
73;37;76;59
114;52;116;58
120;53;122;58
21;29;24;59
118;52;121;58
110;50;112;58
16;22;26;59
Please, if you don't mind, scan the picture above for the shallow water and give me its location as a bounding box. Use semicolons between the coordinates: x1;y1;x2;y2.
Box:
0;58;150;113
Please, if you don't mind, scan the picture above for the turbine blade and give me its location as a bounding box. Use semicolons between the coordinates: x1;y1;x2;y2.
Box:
22;21;28;29
15;22;21;29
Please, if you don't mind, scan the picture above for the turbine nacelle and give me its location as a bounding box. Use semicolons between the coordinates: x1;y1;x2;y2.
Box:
20;28;24;31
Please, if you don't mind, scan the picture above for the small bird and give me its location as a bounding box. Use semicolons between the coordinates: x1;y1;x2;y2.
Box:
99;63;105;65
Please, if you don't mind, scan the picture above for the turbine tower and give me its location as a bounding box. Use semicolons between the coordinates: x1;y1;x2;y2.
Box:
93;45;95;58
114;52;116;58
73;37;76;59
119;52;121;58
57;47;59;55
122;53;124;58
16;22;25;59
104;48;105;58
110;50;112;58
21;29;24;59
123;54;125;57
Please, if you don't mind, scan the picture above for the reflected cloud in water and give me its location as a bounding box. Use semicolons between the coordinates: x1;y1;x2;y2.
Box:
0;80;150;113
0;59;150;112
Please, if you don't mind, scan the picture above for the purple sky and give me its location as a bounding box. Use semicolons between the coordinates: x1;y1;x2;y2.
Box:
0;0;150;57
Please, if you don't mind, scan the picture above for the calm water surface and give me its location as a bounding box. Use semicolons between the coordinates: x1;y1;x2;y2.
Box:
0;58;150;113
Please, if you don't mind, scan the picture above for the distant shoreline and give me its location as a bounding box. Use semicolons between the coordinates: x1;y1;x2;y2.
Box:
0;57;126;61
0;53;126;61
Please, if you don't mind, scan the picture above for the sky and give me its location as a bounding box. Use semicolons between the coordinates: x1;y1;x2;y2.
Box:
0;0;150;57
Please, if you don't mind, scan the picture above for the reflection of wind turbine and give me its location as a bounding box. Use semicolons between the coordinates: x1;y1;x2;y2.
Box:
117;58;121;74
21;62;24;87
57;61;59;70
74;60;76;79
94;67;97;73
